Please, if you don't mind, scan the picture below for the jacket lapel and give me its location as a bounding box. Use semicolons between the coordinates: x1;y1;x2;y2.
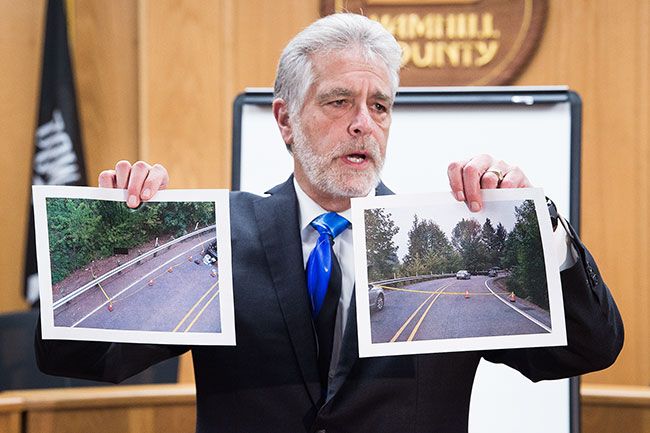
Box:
253;177;321;405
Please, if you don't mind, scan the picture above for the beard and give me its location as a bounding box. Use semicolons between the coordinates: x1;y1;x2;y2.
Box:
291;120;385;198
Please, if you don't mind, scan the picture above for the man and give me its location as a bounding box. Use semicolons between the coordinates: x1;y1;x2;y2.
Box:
36;13;623;433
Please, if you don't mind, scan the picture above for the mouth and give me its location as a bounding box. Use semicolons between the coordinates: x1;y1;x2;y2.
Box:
344;152;369;165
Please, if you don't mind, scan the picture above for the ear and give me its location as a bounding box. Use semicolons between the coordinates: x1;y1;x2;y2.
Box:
272;98;294;146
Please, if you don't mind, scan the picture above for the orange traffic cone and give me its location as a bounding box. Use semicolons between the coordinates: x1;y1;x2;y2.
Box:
107;304;113;312
167;267;174;273
187;255;193;261
508;292;516;302
148;279;155;286
464;290;470;299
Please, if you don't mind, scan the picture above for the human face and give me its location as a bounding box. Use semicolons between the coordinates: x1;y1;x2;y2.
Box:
290;51;393;209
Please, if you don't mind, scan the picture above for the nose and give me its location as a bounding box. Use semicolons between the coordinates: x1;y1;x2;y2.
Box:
348;105;372;137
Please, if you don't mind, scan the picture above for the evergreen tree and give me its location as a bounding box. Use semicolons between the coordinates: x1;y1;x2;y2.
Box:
364;208;400;281
450;218;488;272
402;215;458;275
504;200;549;310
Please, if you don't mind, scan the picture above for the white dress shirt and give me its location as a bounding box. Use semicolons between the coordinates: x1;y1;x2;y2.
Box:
293;179;370;380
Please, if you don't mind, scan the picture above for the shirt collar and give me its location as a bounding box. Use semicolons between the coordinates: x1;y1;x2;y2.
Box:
293;177;375;232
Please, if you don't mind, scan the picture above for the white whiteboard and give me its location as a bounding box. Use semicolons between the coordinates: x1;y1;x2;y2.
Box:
233;87;580;433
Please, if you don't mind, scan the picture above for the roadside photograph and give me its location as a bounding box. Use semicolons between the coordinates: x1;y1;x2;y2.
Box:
352;188;566;357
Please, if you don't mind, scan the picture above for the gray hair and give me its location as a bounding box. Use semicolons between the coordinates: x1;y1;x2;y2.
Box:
274;13;402;116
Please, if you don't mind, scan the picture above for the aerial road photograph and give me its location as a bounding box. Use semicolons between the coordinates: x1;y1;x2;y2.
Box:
41;194;223;336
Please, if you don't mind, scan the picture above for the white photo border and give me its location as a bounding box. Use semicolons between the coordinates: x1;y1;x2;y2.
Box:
351;187;566;357
33;186;236;346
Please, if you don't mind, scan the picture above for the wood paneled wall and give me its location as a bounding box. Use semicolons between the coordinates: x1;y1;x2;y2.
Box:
1;0;647;388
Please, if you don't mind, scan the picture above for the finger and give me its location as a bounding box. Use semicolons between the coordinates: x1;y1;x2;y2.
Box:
140;163;169;200
447;159;469;201
98;170;117;188
125;161;152;208
480;171;500;189
499;166;532;189
479;159;508;189
462;154;493;211
114;160;132;189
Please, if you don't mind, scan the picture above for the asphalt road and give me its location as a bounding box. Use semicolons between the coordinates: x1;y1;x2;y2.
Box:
370;275;551;344
53;231;221;333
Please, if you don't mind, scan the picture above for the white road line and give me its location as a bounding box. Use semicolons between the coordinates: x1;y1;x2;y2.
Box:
71;237;215;328
483;279;552;333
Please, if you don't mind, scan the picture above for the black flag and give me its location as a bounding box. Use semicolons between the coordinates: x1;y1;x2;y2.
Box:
25;0;87;306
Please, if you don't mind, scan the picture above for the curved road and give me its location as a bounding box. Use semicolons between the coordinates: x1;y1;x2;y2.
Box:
370;275;551;344
54;231;221;333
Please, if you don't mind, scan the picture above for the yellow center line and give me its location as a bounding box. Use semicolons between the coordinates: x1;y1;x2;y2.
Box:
379;285;447;294
389;282;454;342
184;287;221;332
380;285;491;296
407;284;451;341
173;281;219;332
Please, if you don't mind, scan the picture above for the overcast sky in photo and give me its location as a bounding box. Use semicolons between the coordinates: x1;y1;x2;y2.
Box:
382;200;529;261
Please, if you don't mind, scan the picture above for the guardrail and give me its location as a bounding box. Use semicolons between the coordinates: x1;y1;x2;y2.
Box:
371;269;505;287
371;273;455;286
52;225;216;310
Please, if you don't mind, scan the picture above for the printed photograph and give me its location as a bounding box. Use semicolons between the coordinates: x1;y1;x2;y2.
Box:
352;188;566;357
33;186;235;345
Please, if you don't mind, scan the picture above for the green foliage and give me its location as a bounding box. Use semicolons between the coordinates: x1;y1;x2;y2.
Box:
46;198;215;284
503;200;549;310
451;218;489;272
364;208;400;281
402;215;461;276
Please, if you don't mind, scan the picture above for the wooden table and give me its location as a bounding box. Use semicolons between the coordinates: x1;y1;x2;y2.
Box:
582;384;650;433
1;384;196;433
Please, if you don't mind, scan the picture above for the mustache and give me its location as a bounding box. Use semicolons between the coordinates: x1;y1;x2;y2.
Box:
333;137;383;161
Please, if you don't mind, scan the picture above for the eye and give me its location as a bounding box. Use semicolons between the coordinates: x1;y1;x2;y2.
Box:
330;99;347;107
373;102;388;113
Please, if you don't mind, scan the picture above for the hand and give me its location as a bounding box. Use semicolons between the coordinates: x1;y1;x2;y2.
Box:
447;154;531;212
98;160;169;208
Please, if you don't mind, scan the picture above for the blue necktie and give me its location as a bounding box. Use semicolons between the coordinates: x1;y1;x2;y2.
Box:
306;212;350;390
306;212;350;317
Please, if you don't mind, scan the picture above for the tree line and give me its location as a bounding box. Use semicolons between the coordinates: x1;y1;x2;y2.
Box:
365;200;549;310
46;198;215;284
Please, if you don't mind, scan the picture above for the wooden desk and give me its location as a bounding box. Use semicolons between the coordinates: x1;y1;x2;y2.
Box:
0;396;23;433
2;384;196;433
582;384;650;433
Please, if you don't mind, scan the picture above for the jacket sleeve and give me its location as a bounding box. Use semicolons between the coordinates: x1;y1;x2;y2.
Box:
483;220;624;382
34;316;189;383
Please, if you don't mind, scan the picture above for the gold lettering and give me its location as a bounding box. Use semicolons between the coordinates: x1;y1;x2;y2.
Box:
371;11;502;69
456;14;467;38
467;14;478;39
444;42;460;66
474;41;499;66
411;42;435;67
461;42;474;66
445;14;456;39
480;13;499;38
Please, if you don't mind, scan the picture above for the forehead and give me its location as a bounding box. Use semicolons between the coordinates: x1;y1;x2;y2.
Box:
309;50;392;97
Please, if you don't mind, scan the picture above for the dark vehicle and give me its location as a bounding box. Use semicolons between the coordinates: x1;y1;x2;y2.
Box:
368;284;385;312
488;269;498;277
456;270;471;280
202;241;218;265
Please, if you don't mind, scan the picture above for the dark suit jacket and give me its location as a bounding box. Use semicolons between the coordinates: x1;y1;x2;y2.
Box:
36;177;624;433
